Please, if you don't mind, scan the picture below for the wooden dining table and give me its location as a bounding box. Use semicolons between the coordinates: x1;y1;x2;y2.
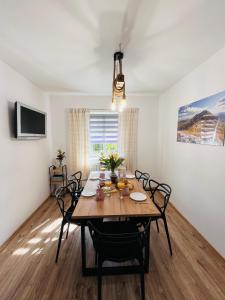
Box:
72;171;160;276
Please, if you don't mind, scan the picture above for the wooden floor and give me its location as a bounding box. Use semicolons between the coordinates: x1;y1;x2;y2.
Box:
0;198;225;300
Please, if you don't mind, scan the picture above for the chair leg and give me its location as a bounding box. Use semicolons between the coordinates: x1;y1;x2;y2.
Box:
140;270;145;300
163;216;173;256
155;219;159;232
66;222;70;239
139;256;145;300
55;222;65;263
97;255;102;300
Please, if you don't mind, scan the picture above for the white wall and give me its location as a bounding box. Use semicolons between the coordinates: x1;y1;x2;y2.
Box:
0;60;51;246
158;46;225;258
49;95;159;176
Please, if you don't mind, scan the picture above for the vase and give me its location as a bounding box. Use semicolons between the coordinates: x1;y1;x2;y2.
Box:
110;171;118;184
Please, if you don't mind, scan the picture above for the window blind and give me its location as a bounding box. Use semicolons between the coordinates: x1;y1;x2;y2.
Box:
90;113;118;144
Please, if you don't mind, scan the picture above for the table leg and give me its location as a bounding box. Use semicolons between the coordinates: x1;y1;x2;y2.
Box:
145;234;150;272
144;224;151;272
81;223;87;276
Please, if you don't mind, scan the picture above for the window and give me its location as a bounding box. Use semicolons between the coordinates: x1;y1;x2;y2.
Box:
90;112;119;157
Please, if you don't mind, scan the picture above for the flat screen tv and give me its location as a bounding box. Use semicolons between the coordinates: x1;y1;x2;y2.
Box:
15;102;46;139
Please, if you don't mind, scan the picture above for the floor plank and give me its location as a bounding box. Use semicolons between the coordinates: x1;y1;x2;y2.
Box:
0;197;225;300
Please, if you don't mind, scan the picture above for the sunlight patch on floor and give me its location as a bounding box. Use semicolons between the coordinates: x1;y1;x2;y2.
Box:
30;219;50;233
28;237;42;244
69;224;78;231
10;218;78;257
41;219;61;233
44;237;51;243
12;248;30;255
31;248;43;255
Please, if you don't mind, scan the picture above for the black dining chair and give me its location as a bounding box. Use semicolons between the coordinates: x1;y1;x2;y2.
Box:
55;179;83;262
147;180;173;256
88;219;151;300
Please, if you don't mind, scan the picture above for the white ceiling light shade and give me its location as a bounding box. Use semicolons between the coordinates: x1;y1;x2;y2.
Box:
112;51;126;112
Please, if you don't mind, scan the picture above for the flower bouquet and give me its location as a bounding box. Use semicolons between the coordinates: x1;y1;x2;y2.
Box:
99;153;124;183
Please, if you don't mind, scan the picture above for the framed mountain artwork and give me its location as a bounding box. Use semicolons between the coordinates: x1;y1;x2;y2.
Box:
177;90;225;146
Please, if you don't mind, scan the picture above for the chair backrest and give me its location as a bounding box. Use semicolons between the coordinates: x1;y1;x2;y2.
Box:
55;179;81;218
150;180;172;215
88;220;151;261
68;171;83;189
135;170;150;190
135;170;144;181
140;173;151;190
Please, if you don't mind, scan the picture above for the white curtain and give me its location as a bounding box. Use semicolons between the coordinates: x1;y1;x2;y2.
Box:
67;108;90;177
119;108;139;172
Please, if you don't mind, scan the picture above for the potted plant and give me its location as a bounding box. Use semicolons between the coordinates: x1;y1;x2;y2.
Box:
99;153;124;184
56;149;66;167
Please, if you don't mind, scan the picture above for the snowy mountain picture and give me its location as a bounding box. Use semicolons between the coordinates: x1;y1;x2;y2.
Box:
177;90;225;146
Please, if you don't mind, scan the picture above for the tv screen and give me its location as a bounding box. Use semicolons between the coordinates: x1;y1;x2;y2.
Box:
15;102;46;139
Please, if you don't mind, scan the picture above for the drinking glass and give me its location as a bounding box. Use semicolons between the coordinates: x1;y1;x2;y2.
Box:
104;181;112;197
117;182;125;199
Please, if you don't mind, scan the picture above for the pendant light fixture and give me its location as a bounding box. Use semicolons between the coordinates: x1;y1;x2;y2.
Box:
112;51;126;112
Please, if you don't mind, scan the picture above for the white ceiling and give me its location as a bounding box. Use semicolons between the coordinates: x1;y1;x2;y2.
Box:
0;0;225;94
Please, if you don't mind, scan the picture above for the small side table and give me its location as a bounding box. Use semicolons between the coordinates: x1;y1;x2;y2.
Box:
49;165;67;196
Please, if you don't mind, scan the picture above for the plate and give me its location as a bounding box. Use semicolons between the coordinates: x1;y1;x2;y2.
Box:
126;174;135;179
130;192;147;201
89;176;99;181
82;190;96;197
